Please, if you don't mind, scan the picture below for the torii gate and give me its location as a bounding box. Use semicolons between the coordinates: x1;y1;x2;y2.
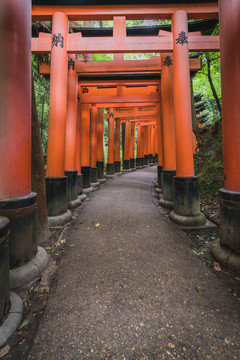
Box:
0;2;240;327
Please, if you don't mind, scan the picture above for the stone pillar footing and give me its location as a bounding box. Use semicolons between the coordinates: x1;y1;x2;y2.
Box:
159;170;176;209
0;292;23;348
81;166;91;189
211;240;240;275
48;209;72;227
169;176;205;226
219;188;240;252
144;155;149;166
114;161;121;174
106;163;115;176
136;158;142;168
0;193;37;269
9;246;49;289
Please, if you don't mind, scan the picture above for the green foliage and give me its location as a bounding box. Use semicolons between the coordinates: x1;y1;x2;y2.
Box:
32;55;50;153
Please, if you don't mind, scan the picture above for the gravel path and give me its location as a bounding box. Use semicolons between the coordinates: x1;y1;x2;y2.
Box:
29;167;240;360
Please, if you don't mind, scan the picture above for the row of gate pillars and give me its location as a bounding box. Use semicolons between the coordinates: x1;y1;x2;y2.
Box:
0;0;240;343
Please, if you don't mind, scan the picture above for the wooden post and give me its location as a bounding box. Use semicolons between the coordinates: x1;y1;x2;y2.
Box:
129;122;136;168
47;12;69;177
123;120;131;170
170;10;205;226
65;55;77;171
81;104;92;189
90;104;98;184
96;108;105;180
106;108;115;175
114;118;121;173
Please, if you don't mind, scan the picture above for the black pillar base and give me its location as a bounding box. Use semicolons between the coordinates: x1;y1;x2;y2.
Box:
123;159;130;170
159;170;176;209
136;158;142;168
96;161;104;179
91;167;98;183
155;153;158;164
219;189;240;252
0;217;9;321
130;158;135;169
169;176;205;226
149;153;154;165
81;166;91;189
140;157;144;167
46;176;68;217
106;163;115;176
65;170;81;209
114;161;121;173
157;165;163;190
152;155;156;164
0;193;37;268
78;174;83;195
65;170;78;201
144;155;149;166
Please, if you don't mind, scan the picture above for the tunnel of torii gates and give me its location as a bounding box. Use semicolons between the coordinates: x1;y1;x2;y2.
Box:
0;0;240;326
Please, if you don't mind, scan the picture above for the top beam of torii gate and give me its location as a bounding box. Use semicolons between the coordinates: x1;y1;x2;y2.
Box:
32;1;218;21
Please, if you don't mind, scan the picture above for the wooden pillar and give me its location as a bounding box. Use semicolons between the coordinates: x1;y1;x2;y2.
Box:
143;126;149;165
65;55;77;171
106;108;115;175
96;108;105;180
156;102;164;188
0;0;31;198
0;0;38;269
75;99;81;174
90;105;98;168
47;12;69;177
81;104;92;189
170;10;205;226
159;53;176;208
114;118;121;173
137;124;141;158
123;120;131;170
129;122;136;168
213;0;240;256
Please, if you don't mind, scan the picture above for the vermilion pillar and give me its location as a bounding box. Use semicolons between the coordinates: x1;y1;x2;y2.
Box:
147;126;153;164
81;104;92;191
129;122;136;169
90;105;99;185
45;12;71;222
114;119;121;173
170;10;205;226
136;124;142;168
212;0;240;260
0;0;38;268
159;53;176;209
140;125;145;167
156;102;164;189
123;120;131;170
106;108;115;176
64;55;81;209
75;99;81;174
143;126;149;166
96;109;105;180
65;55;77;171
152;125;157;163
47;12;68;177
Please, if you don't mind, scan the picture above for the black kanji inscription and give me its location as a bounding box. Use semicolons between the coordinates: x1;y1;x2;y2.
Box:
176;31;188;46
68;59;75;70
82;87;89;94
163;55;173;67
52;33;64;48
109;112;114;118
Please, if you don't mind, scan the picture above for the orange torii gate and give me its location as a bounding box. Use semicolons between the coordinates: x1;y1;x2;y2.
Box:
1;2;240;327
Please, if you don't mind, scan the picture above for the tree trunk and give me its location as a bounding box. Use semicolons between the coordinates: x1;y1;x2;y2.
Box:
31;73;50;244
207;57;222;115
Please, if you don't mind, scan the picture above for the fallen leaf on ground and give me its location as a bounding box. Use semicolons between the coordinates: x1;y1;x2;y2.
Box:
60;239;66;244
213;262;221;272
0;345;10;358
168;343;175;349
18;320;29;329
95;223;100;227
